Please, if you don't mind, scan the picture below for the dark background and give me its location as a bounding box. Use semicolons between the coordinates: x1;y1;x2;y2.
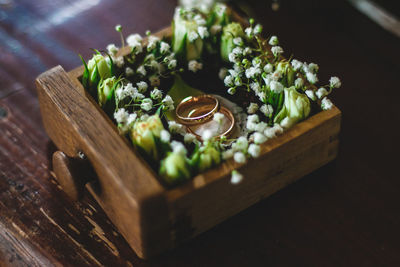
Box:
1;0;400;266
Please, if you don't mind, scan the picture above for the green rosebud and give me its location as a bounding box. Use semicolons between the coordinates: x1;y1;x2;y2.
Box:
220;22;245;62
207;3;229;27
130;115;164;160
159;152;191;185
276;61;295;87
97;77;120;109
172;9;204;61
274;86;311;128
87;54;113;87
191;145;221;173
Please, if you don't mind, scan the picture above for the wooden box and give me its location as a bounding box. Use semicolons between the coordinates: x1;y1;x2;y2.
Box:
36;26;341;259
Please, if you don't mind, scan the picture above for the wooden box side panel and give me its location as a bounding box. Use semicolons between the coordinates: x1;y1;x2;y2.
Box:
36;66;171;259
166;107;341;245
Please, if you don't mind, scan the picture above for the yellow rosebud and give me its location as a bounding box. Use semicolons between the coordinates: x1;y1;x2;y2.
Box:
130;115;164;160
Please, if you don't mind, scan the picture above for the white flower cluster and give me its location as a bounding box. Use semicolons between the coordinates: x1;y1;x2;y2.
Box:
289;58;341;110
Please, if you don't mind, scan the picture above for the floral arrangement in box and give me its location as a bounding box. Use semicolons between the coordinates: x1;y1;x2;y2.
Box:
79;2;341;186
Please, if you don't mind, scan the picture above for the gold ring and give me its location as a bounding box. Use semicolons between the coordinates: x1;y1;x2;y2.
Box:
188;105;236;141
175;95;220;126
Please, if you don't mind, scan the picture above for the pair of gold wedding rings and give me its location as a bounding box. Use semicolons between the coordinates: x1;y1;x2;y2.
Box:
175;95;235;140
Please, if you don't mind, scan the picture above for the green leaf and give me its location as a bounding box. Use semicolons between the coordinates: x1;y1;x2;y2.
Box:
79;54;90;89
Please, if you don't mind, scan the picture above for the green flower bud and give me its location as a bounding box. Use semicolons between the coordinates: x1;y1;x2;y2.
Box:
160;152;191;185
274;86;311;127
276;61;295;87
172;9;204;61
87;54;113;86
207;3;229;27
191;145;221;173
130;115;164;160
97;77;120;108
220;22;245;62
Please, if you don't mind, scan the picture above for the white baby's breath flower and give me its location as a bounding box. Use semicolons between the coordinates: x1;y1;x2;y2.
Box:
245;67;262;79
201;129;213;141
245;27;253;37
247;114;259;124
230;170;243;184
136;81;148;93
115;87;124;100
233;37;243;46
150;88;162;100
248;144;261;158
234;152;246;164
168;59;177;69
124;83;137;98
129;40;143;55
147;36;160;51
188;60;203;72
171;141;187;155
188;31;199;42
160;41;170;54
260;104;273;116
254;24;263;34
271;46;283;57
232;136;248;152
197;26;209;39
255;122;268;133
247;103;259;114
232;47;243;55
246;121;257;132
114;108;128;124
140;98;153;111
162;95;174;110
224;75;234;87
321;97;333;110
160;129;171;143
329;76;341;88
126;34;142;46
127;112;137;124
253;132;267;144
263;63;273;73
184;133;196;144
308;63;319;73
137;65;147;76
268;35;279;46
168;121;186;134
264;127;276;139
106;44;118;56
273;124;284;135
113;56;124;68
269;81;284;94
250;82;261;93
213;112;224;124
291;59;303;71
243;47;252;56
132;91;145;102
125;67;134;76
305;89;317;101
149;75;160;86
316;87;328;99
306;72;318;84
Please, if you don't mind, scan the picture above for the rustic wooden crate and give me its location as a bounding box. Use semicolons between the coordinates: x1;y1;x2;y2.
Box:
36;25;341;259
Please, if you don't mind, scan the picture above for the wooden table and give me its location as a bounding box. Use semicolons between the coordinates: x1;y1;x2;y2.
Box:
1;0;399;266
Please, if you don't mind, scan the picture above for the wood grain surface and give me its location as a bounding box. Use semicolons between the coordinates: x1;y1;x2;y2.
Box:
1;0;400;266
